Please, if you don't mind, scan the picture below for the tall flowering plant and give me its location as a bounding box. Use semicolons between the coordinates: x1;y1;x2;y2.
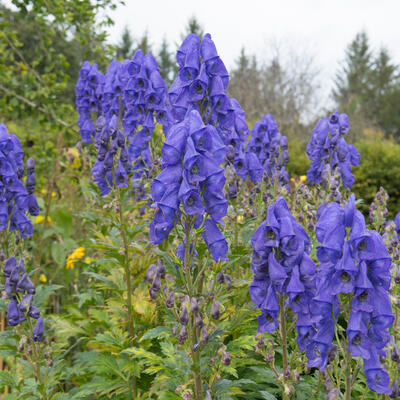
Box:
306;111;360;190
308;194;394;397
0;123;54;398
147;33;243;399
247;114;289;189
76;51;171;197
249;196;316;399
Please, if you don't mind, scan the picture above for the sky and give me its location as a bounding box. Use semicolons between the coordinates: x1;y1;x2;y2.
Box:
107;0;400;106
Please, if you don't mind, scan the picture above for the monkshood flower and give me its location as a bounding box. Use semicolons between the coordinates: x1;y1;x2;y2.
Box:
170;33;251;180
249;196;316;348
306;111;360;188
75;61;104;144
247;114;289;187
3;256;43;341
308;194;393;394
149;109;228;262
0;123;38;238
78;52;171;195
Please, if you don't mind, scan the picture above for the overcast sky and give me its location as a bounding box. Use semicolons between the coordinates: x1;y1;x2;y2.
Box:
107;0;400;105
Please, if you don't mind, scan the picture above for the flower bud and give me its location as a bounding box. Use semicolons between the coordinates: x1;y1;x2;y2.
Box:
223;274;231;290
284;367;291;380
156;259;165;278
18;343;24;352
211;301;220;320
217;272;224;284
328;345;338;362
27;347;32;356
390;379;399;399
256;336;265;350
166;291;175;308
150;273;161;293
178;326;188;344
172;326;178;336
392;345;400;363
195;313;203;329
44;352;49;359
327;388;339;400
49;359;53;367
146;264;156;283
205;391;212;400
179;306;189;326
222;351;231;366
201;327;209;344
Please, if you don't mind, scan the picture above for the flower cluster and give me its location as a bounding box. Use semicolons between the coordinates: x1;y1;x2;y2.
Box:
75;61;103;144
309;194;393;394
150;109;228;262
65;246;85;270
169;33;251;180
246;114;289;187
0;123;39;238
249;196;316;349
3;256;44;341
76;51;171;194
306;111;360;188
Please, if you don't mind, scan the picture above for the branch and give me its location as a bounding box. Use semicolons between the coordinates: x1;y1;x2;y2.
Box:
0;83;79;134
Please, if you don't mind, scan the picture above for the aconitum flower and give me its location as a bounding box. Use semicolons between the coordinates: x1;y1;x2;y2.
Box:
306;111;360;188
246;114;289;187
0;123;38;238
170;33;250;179
150;109;228;261
2;257;43;341
76;51;171;194
308;194;393;394
249;197;316;350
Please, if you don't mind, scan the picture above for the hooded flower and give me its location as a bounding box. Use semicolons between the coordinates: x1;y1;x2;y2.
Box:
306;111;360;188
308;194;393;393
2;257;43;341
0;124;38;238
249;197;316;351
246;114;289;187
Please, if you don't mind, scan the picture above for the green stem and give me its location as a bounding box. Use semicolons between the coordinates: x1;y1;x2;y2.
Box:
27;317;47;400
117;189;136;399
279;295;290;400
344;345;352;400
183;218;202;400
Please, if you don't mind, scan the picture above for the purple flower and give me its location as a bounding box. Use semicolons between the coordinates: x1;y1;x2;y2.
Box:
32;317;44;342
250;197;316;344
310;194;393;394
306;111;360;188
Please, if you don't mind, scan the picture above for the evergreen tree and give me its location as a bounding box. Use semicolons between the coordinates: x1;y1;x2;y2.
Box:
333;32;400;138
116;26;134;59
182;16;204;40
333;31;373;107
157;37;176;85
135;31;152;55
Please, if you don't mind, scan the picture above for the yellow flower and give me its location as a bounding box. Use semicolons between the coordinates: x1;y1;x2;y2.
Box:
35;216;44;224
236;215;244;223
84;257;92;264
47;216;52;223
300;175;307;183
65;247;85;270
39;274;47;283
51;192;57;198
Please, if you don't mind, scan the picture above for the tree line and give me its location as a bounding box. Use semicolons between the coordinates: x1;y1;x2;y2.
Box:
1;0;400;141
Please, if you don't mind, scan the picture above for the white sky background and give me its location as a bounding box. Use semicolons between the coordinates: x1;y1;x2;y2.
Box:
107;0;400;112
